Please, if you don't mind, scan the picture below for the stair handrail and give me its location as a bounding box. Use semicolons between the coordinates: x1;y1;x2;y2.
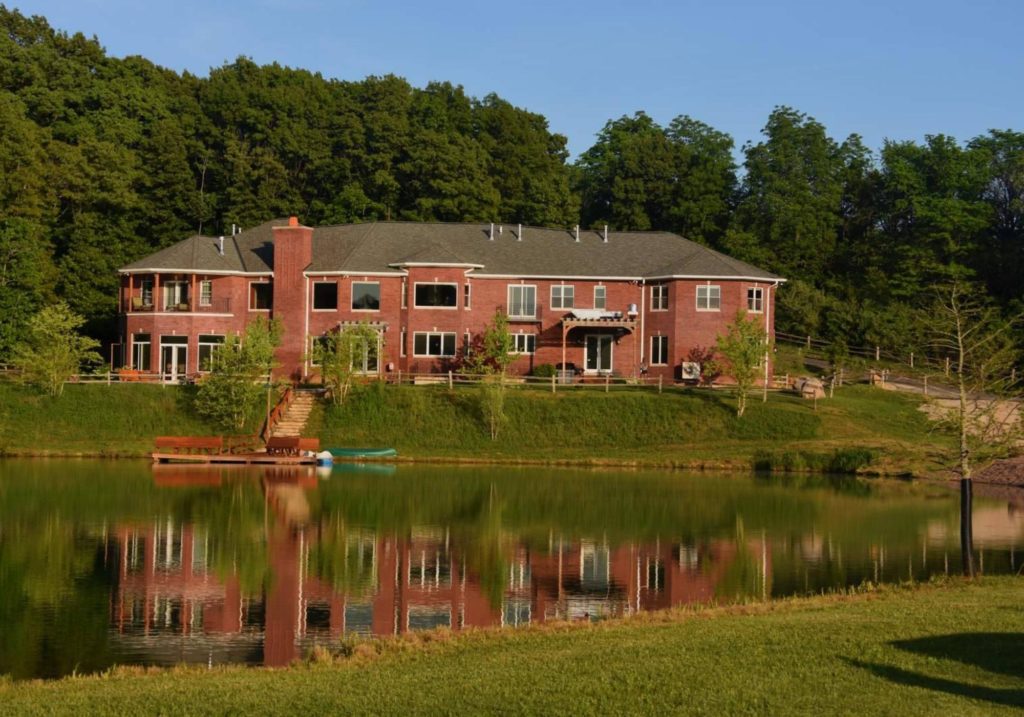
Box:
261;386;294;443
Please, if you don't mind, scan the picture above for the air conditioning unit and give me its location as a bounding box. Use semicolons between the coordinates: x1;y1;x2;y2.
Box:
680;362;701;381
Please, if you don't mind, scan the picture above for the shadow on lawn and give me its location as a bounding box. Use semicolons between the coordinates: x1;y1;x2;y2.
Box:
848;633;1024;708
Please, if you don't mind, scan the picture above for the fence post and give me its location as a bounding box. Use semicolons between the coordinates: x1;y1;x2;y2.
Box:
658;375;663;394
875;346;880;362
448;370;453;389
551;373;556;394
924;375;928;396
806;335;811;349
910;352;914;369
605;373;610;393
397;369;402;385
945;357;950;377
107;371;111;386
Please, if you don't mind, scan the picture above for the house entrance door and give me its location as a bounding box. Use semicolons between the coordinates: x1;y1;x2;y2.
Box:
160;337;188;383
585;335;613;374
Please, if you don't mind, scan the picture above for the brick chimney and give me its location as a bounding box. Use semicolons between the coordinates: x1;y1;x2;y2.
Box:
272;216;313;381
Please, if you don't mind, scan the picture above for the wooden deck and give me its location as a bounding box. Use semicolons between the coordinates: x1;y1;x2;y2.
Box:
152;452;316;465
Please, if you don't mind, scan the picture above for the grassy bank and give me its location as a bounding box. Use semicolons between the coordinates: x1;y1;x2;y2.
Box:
316;383;951;475
0;382;216;456
1;577;1020;715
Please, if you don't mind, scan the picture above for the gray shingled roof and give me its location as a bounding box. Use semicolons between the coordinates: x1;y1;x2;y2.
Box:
121;220;782;281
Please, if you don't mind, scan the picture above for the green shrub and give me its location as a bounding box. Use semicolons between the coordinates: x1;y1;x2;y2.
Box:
531;363;557;378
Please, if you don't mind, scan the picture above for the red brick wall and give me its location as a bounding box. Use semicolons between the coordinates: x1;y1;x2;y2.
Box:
271;222;313;380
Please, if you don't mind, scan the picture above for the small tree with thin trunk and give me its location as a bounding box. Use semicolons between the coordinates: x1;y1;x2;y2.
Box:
930;281;1022;576
716;309;769;417
312;323;382;405
11;302;101;397
196;317;281;432
464;310;515;440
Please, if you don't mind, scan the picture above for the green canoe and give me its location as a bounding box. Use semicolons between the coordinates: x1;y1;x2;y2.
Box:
327;447;398;458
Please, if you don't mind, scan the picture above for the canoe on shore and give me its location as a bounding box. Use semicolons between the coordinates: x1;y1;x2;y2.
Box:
327;447;398;458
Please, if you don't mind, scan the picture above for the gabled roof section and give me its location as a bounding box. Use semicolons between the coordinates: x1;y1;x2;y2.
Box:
121;219;783;282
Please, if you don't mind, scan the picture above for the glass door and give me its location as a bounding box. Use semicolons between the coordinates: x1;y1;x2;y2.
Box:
585;335;613;374
160;337;188;383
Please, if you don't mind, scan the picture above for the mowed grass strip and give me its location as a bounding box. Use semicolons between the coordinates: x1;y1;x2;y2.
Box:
318;382;950;473
2;578;1020;716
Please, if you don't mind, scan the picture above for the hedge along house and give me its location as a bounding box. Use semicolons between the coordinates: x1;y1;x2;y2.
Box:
118;217;784;383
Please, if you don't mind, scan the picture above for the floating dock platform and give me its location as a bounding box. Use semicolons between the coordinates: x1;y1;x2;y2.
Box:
151;452;316;465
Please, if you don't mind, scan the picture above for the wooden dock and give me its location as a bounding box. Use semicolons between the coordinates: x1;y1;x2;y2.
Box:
151;452;316;465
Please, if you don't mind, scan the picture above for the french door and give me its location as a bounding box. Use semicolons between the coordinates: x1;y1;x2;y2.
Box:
585;335;613;374
160;337;188;383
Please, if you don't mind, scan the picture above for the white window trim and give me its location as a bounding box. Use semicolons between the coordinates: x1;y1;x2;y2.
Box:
412;331;457;357
593;285;606;309
413;282;459;310
351;280;381;312
550;284;575;310
199;280;213;307
197;334;225;372
248;281;272;312
650;335;669;366
507;284;538;319
311;280;339;312
696;284;721;312
747;287;764;314
400;330;407;358
651;285;668;312
401;279;408;309
464;283;472;309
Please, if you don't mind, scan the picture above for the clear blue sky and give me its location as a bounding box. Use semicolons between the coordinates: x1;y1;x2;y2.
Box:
13;0;1023;158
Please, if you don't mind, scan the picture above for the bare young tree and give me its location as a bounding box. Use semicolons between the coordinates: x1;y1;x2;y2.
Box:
930;281;1022;576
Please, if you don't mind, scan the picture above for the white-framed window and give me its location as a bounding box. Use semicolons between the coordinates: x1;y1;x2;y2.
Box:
551;284;574;310
309;335;330;366
413;331;456;357
164;280;188;310
747;287;764;313
464;283;471;309
401;279;408;309
512;334;536;354
197;334;225;371
352;281;380;311
140;278;154;307
400;329;407;357
650;335;669;365
508;285;536;319
651;284;668;311
309;331;381;373
463;331;472;356
132;333;151;370
313;281;338;310
696;284;720;311
414;283;458;309
199;280;212;307
249;281;272;311
594;285;606;310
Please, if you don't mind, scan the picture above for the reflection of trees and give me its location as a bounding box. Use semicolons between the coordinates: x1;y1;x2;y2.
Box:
309;519;377;597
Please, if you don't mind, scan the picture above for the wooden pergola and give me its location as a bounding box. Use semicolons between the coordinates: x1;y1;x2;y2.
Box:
560;315;639;376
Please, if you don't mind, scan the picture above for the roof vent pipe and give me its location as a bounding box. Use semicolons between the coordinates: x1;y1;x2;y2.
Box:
517;223;522;241
603;225;608;243
217;236;225;255
489;223;494;241
574;225;580;242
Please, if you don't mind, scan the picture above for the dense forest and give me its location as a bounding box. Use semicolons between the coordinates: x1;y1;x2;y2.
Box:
1;6;1022;361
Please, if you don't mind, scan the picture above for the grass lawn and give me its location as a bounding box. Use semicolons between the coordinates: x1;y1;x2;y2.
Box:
0;382;218;456
1;577;1020;715
316;382;953;475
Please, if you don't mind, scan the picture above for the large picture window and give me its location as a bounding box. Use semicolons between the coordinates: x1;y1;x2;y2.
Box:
551;284;574;310
250;282;272;310
313;282;338;310
650;335;669;365
508;285;536;319
352;282;380;311
696;285;720;311
413;331;456;357
198;335;225;371
414;283;457;308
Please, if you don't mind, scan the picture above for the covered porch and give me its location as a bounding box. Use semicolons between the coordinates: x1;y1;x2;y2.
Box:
559;310;639;378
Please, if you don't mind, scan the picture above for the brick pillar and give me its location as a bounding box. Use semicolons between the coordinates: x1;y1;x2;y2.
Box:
271;217;313;381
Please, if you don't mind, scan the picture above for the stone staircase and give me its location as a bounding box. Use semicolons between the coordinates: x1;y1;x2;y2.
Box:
270;390;317;438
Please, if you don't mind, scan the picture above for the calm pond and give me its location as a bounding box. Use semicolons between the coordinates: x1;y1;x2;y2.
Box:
0;459;1021;679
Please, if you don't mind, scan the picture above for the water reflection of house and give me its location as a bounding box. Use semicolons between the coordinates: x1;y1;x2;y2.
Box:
109;519;766;668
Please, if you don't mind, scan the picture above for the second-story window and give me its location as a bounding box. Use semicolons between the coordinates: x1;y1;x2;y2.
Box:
594;285;606;309
651;284;668;311
508;285;536;319
313;282;338;310
199;280;213;307
747;287;764;313
141;278;154;307
696;284;721;311
551;284;574;310
464;283;472;309
414;283;457;308
352;281;380;311
250;282;272;311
